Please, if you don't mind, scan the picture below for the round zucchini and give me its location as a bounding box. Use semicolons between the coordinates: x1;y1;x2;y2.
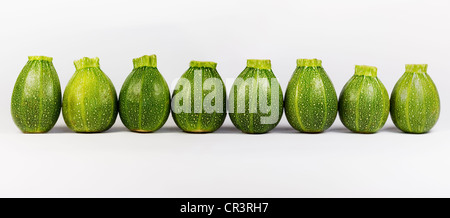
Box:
285;59;338;133
119;55;170;132
390;64;440;133
229;59;283;134
171;61;226;133
11;56;61;133
62;57;118;133
338;65;389;133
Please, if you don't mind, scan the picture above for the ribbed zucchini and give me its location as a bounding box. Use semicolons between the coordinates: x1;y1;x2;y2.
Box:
171;61;226;133
390;64;440;133
285;59;338;133
62;57;118;132
338;65;389;133
11;56;61;133
119;55;170;132
229;59;283;134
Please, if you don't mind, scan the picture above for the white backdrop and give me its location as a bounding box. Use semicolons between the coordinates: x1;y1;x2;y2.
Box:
0;0;449;197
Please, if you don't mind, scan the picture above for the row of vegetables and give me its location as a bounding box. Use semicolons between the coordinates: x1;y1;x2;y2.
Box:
11;55;440;134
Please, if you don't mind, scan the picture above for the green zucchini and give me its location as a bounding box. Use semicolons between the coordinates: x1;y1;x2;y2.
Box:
229;59;283;134
11;56;61;133
390;64;440;133
171;61;226;133
338;65;389;133
284;59;338;133
119;55;170;132
62;57;118;133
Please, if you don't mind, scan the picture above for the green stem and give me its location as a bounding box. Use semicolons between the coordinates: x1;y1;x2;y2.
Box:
28;56;53;62
133;55;157;68
190;61;217;69
247;59;271;69
296;59;322;67
355;65;377;77
405;64;427;74
74;57;100;70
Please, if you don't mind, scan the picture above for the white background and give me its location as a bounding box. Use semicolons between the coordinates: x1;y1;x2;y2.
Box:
0;0;449;197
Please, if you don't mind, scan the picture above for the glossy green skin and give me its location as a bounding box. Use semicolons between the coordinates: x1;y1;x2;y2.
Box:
11;60;61;133
285;66;338;133
171;67;226;133
229;67;283;134
63;67;118;132
390;72;440;133
119;66;170;132
339;75;389;133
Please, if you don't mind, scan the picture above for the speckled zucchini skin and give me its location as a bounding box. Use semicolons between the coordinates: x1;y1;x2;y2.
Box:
229;59;283;134
284;59;338;133
390;64;440;133
11;56;61;133
171;61;226;133
62;57;118;133
119;55;170;132
338;65;389;133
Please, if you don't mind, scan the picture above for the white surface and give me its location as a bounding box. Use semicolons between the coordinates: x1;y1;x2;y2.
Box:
0;0;449;197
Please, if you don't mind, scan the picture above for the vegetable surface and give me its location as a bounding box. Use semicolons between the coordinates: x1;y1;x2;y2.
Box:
390;64;440;133
172;61;226;133
11;56;61;133
229;59;283;134
119;55;170;132
338;65;389;133
285;59;338;133
63;57;118;132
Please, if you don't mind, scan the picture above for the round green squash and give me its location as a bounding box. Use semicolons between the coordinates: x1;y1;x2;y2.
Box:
284;59;338;133
171;61;226;133
11;56;61;133
62;57;118;133
338;65;389;133
119;55;170;132
229;59;283;134
390;64;440;133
